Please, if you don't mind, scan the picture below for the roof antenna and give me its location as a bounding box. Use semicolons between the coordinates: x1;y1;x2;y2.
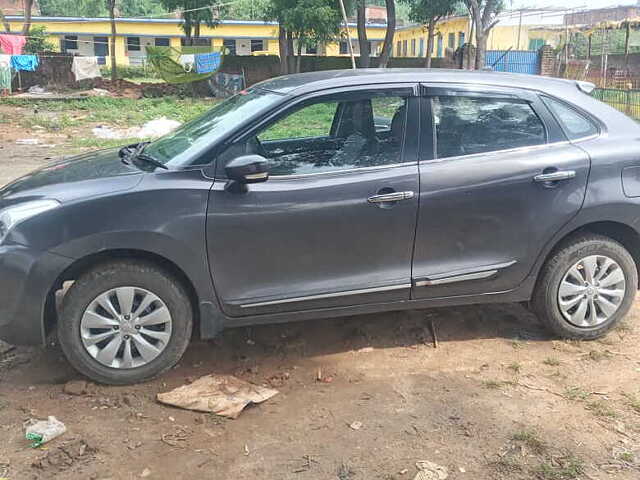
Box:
338;0;357;69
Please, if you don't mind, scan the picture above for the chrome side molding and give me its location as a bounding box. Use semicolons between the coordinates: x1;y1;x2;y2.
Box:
414;261;516;287
240;283;411;308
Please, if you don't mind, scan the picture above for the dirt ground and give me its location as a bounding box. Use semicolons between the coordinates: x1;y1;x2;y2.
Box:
2;106;640;480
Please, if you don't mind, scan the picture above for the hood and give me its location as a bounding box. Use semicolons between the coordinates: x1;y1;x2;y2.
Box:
0;148;144;205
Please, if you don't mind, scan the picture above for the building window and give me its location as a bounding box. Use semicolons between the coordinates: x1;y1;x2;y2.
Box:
448;32;455;49
437;34;443;57
419;38;424;57
402;40;407;56
127;36;141;52
529;38;545;50
396;41;401;56
182;38;210;47
339;41;348;54
223;39;236;55
63;35;78;51
250;39;264;52
411;38;416;56
307;43;318;54
458;32;465;47
155;37;170;47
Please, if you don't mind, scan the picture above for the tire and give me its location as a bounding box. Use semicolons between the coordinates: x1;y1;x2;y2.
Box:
58;261;193;385
532;234;637;340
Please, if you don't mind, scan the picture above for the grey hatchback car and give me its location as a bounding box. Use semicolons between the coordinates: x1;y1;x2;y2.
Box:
1;69;639;384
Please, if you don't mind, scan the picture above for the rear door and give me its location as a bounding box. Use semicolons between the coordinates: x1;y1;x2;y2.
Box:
411;84;591;299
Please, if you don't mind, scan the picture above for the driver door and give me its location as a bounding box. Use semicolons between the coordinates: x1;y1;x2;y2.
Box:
206;86;421;317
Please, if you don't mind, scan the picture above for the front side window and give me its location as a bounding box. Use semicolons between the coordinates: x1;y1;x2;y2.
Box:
232;92;408;177
433;96;546;159
145;88;283;167
542;96;599;140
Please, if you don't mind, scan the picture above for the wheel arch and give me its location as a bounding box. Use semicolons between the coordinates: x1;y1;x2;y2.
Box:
536;221;640;289
44;249;201;340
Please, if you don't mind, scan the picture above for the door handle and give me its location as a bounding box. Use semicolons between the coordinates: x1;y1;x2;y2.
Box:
367;191;415;204
534;170;576;183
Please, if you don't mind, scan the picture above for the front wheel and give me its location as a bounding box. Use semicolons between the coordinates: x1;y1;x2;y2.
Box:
58;261;193;385
532;234;637;340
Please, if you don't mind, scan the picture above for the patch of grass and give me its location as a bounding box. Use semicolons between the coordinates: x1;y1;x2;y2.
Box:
619;451;634;463
584;349;609;362
512;430;547;455
0;112;10;123
489;457;525;474
510;340;525;349
21;113;79;131
622;392;640;414
586;400;617;418
543;357;561;366
535;455;584;480
507;362;522;374
564;386;590;401
1;97;216;127
482;379;517;390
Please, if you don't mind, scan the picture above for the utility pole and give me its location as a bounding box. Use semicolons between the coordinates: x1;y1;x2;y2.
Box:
337;0;357;69
108;0;117;82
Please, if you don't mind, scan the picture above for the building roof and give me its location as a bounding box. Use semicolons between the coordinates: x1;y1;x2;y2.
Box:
4;15;387;29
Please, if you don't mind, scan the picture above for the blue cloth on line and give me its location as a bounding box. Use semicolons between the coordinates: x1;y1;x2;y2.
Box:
195;52;221;74
10;54;38;72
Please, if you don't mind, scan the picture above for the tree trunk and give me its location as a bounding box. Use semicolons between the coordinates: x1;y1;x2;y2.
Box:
194;23;201;43
21;0;34;34
0;8;11;33
286;31;294;74
108;0;117;82
278;25;288;75
425;18;436;68
475;31;487;70
378;0;395;68
356;1;369;68
295;41;302;73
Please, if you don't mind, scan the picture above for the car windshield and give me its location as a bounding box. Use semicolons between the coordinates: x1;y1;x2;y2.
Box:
145;87;285;168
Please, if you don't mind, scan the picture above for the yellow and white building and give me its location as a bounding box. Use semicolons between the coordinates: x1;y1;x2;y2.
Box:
3;8;565;66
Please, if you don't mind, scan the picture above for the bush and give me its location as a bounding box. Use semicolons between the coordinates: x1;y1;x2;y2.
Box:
24;26;56;54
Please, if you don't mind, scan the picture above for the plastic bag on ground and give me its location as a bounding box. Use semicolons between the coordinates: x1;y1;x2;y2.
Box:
157;374;279;419
413;461;448;480
24;416;66;447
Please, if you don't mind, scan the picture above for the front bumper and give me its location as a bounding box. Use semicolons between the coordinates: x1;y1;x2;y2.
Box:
0;245;73;346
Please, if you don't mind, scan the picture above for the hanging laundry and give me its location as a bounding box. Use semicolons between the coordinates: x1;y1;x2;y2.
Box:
0;34;26;55
10;55;38;72
0;54;11;94
178;54;195;72
195;52;222;74
72;56;102;81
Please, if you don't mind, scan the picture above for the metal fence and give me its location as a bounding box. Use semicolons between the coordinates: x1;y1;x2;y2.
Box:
485;50;540;74
592;88;640;120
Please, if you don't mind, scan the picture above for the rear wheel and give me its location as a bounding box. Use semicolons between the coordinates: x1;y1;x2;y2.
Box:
533;234;637;339
58;261;193;385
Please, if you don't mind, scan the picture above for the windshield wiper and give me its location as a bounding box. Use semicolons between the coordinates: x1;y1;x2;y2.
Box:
132;152;168;170
120;142;168;171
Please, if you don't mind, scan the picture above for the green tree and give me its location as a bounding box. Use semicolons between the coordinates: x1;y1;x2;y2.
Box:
399;0;459;67
465;0;503;69
282;0;342;72
24;25;56;53
39;0;109;16
160;0;228;46
227;0;271;20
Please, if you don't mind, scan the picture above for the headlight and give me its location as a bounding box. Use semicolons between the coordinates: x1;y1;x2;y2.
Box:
0;200;60;244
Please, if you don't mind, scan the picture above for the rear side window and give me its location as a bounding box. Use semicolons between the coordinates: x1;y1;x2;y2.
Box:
542;96;599;140
433;96;546;159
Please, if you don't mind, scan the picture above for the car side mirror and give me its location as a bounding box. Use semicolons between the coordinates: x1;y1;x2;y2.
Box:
225;155;269;185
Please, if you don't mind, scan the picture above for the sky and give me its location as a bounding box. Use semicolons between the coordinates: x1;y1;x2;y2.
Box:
510;0;638;9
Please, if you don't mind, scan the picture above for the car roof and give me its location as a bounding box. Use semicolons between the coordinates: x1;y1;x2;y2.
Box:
255;68;583;97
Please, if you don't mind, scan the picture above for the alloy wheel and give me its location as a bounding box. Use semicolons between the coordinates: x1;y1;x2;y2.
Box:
80;286;172;369
557;254;626;328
